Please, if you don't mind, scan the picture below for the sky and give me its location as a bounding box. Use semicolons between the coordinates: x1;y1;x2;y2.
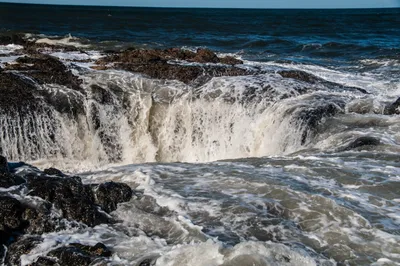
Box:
1;0;400;8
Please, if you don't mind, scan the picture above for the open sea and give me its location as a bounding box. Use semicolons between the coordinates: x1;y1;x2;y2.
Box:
0;3;400;265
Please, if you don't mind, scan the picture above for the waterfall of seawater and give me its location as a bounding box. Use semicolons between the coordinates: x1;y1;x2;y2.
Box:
0;70;321;169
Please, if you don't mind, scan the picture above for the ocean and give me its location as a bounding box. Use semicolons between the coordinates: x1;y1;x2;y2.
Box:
0;3;400;265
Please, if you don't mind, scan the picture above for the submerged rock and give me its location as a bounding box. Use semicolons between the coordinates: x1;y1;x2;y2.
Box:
384;97;400;115
339;136;381;152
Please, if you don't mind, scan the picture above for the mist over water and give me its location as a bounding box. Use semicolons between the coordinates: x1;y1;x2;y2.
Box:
0;4;400;265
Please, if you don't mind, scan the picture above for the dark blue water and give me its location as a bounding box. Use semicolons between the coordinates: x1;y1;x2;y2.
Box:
1;3;399;66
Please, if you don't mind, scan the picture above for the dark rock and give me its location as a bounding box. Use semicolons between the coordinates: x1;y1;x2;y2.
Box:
220;56;243;65
340;136;381;152
0;156;25;188
87;182;133;213
0;172;25;188
31;256;58;266
26;175;109;227
139;258;154;266
134;195;170;216
278;70;319;83
0;72;39;112
94;48;249;85
384;97;400;115
69;243;112;257
46;242;111;266
0;196;25;233
0;33;26;46
0;245;5;266
4;236;43;266
0;155;9;174
192;48;219;63
6;55;83;93
43;168;65;177
297;102;344;145
22;204;58;234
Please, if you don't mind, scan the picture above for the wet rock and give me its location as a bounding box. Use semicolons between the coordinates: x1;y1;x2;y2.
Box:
278;70;369;94
87;181;133;213
0;172;25;188
31;256;58;266
384;97;400;115
4;236;43;266
8;55;83;92
220;56;243;65
43;168;65;177
46;242;111;266
26;174;109;227
22;204;58;234
95;48;248;85
340;136;381;152
134;195;170;216
0;196;25;234
0;33;26;46
192;48;219;63
0;155;9;174
278;70;320;83
0;72;39;112
297;102;344;144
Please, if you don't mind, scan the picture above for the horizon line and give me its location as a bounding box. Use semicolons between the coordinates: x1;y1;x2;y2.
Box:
0;1;399;10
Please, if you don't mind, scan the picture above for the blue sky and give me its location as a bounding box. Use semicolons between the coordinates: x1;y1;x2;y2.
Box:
1;0;400;8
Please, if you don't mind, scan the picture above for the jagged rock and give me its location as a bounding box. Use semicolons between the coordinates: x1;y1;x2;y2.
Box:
30;256;58;266
297;102;344;144
192;48;219;63
384;97;400;115
5;55;83;93
46;243;111;266
220;56;243;65
86;181;133;213
0;196;25;234
0;70;84;117
26;174;109;227
94;48;248;85
0;72;39;112
43;168;65;177
4;236;43;266
340;136;381;152
22;204;58;234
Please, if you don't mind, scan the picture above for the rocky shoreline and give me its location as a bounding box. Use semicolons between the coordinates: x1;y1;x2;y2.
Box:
0;155;135;265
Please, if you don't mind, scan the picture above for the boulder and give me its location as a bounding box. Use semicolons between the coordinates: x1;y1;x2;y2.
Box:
4;236;42;266
86;181;133;213
26;174;109;227
192;48;219;63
